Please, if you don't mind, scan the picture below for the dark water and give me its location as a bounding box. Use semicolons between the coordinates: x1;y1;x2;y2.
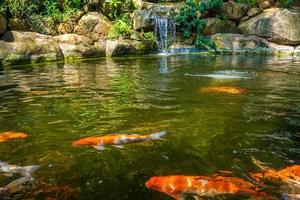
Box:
0;54;300;200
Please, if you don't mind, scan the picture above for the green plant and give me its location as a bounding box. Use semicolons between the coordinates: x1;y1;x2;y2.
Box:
43;0;63;21
278;0;295;7
236;0;257;7
108;15;132;39
195;35;216;50
175;0;219;50
4;0;39;18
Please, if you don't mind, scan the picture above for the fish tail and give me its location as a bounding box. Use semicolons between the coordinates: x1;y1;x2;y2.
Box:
21;165;40;177
149;131;167;140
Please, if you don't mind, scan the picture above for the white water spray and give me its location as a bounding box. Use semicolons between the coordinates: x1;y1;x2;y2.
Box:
154;17;176;54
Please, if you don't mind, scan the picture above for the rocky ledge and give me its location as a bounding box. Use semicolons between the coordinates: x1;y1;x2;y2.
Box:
211;33;298;56
0;31;156;66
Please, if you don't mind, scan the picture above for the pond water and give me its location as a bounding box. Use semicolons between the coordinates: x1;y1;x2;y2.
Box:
0;54;300;200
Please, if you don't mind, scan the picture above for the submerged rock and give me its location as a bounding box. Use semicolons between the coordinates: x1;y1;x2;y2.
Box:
211;33;295;55
239;8;300;46
0;31;63;65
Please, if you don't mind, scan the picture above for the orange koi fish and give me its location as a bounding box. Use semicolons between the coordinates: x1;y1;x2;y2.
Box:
145;175;270;200
201;86;248;94
72;131;167;150
0;131;29;143
251;165;300;183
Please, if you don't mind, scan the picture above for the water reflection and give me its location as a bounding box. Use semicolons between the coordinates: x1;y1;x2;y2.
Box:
0;55;300;199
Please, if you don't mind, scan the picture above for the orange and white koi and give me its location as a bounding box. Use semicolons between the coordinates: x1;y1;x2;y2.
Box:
0;131;28;143
251;165;300;184
201;86;248;94
145;175;270;200
72;131;167;150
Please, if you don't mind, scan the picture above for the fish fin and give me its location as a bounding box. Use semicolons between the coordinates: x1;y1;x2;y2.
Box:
93;145;105;151
113;145;124;149
170;194;184;200
21;165;40;177
150;131;167;140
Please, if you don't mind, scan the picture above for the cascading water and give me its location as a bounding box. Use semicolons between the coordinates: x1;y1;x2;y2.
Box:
154;17;176;54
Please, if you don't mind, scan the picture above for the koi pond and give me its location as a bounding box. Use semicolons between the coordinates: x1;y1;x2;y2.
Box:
0;54;300;200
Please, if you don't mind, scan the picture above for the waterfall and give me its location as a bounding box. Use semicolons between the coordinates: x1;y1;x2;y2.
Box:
154;17;176;54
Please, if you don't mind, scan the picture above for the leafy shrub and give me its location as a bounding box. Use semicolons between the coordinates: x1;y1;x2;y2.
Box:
2;0;39;18
278;0;295;7
175;0;220;49
236;0;257;7
108;15;132;39
108;0;138;19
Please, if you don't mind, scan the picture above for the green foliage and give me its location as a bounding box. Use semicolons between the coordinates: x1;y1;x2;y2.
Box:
278;0;295;7
108;0;138;19
2;0;39;18
195;35;216;50
143;32;155;41
108;15;132;39
236;0;257;7
175;0;220;50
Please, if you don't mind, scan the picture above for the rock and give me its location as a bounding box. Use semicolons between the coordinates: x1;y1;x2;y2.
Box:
239;8;300;45
105;39;156;56
55;33;105;59
9;18;29;31
211;33;295;55
58;42;106;59
0;31;63;65
0;12;7;35
295;45;300;56
241;16;250;22
132;10;153;31
74;12;111;41
202;18;237;35
259;1;271;9
57;23;75;34
132;3;180;31
247;7;263;17
54;34;94;46
222;2;248;20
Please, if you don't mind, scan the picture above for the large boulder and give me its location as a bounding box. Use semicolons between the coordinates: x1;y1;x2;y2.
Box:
239;8;300;46
211;33;295;55
0;31;63;65
74;12;111;41
105;39;156;56
222;2;248;20
0;12;7;35
54;33;105;59
202;18;237;35
58;42;106;59
54;34;94;46
132;3;180;31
